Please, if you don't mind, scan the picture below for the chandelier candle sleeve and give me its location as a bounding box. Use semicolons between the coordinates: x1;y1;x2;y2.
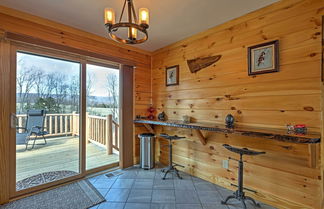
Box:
104;8;115;24
139;8;149;25
131;28;137;39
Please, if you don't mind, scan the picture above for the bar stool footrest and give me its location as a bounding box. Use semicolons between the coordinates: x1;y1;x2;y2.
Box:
230;184;257;193
173;163;185;168
221;192;261;208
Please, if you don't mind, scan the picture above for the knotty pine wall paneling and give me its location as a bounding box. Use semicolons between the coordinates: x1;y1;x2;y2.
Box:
152;0;324;208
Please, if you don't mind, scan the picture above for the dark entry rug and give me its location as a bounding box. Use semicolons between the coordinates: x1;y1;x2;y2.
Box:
16;170;78;191
0;180;105;209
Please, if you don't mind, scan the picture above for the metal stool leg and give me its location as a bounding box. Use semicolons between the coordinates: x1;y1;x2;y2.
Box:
246;196;261;207
162;169;170;180
161;139;183;180
222;153;256;208
221;195;236;205
241;199;247;209
174;168;182;179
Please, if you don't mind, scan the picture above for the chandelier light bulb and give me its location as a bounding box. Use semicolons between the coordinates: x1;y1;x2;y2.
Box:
131;27;137;39
104;8;115;25
139;8;149;25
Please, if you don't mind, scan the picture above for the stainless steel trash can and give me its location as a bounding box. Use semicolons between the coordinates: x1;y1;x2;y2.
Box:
138;133;155;169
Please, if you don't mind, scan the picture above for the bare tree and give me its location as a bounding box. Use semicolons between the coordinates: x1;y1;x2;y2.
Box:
106;74;119;120
67;74;93;113
34;69;46;98
85;73;95;114
87;73;94;97
44;73;58;98
51;73;69;113
16;56;82;114
69;75;80;112
16;63;38;113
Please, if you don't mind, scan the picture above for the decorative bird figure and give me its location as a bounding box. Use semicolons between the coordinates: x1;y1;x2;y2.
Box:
169;71;174;79
257;51;266;66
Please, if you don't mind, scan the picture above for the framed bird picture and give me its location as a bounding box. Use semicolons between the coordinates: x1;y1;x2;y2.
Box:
248;40;279;76
165;65;179;86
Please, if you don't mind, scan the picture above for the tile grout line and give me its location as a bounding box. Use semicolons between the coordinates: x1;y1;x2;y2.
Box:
190;174;204;209
122;170;136;209
149;168;155;206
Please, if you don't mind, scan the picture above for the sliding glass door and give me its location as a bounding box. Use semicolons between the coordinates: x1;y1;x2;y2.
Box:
15;51;81;191
10;45;121;197
86;63;120;170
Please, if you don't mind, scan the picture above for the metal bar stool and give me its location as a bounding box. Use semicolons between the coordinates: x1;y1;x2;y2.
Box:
221;144;265;209
160;133;186;180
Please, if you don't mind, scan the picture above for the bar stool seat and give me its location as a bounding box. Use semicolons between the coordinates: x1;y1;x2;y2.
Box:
160;133;186;180
221;144;265;209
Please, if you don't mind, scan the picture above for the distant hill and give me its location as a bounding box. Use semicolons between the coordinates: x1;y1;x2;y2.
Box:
16;93;116;105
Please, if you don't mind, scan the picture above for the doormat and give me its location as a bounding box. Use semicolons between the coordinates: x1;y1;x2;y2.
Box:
2;179;105;209
16;170;78;191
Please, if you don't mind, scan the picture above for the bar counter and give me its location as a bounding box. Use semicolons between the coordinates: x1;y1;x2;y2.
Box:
134;119;320;144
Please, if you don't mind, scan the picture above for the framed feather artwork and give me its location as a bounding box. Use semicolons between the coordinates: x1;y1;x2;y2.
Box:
248;40;279;76
165;65;179;86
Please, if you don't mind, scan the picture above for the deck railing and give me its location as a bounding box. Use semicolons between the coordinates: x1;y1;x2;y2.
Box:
16;112;119;154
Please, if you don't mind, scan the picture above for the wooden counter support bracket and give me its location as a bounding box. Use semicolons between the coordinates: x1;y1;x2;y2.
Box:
308;144;317;168
195;129;207;145
143;123;155;134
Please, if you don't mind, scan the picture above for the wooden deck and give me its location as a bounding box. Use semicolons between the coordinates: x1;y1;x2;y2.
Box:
16;136;119;182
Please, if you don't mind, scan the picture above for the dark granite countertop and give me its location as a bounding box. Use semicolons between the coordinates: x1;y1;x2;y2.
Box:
134;119;320;144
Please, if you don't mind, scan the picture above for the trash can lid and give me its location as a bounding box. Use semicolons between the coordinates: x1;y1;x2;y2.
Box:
139;133;155;137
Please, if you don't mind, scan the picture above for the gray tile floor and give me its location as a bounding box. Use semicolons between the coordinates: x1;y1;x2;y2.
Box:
88;166;276;209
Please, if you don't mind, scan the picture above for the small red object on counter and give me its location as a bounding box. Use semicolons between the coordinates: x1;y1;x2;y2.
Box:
147;106;156;120
294;124;307;135
294;124;306;128
148;106;155;113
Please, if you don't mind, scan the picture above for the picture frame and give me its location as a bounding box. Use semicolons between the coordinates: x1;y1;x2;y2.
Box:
165;65;179;86
248;40;279;76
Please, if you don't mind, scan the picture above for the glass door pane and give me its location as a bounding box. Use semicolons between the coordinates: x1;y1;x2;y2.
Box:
86;63;119;170
15;52;81;191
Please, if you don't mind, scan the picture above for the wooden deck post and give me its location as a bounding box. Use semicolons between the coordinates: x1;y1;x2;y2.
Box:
54;115;58;134
60;115;63;134
64;116;68;135
86;112;89;143
49;116;53;135
18;116;23;133
106;114;113;155
71;111;76;136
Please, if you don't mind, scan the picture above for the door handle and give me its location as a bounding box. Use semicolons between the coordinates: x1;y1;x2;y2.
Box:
10;113;17;129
